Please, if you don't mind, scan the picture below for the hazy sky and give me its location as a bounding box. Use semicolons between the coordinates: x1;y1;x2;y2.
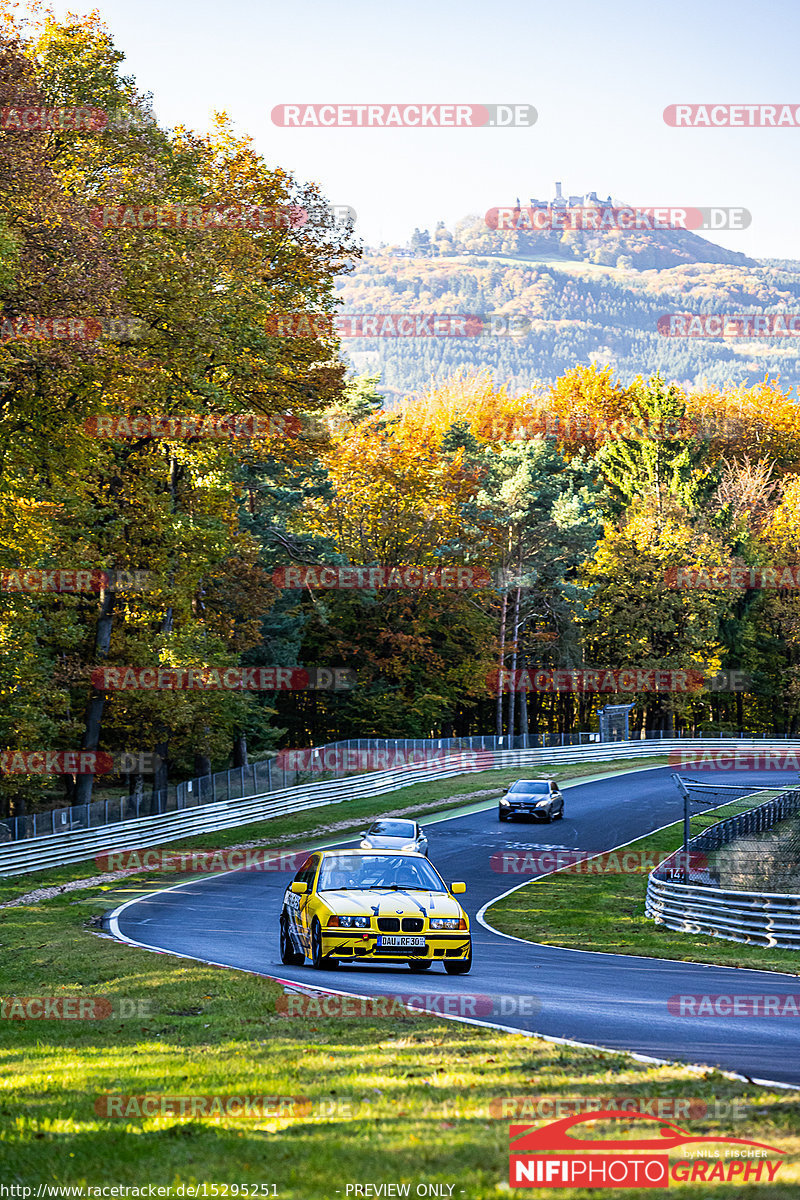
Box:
27;0;800;259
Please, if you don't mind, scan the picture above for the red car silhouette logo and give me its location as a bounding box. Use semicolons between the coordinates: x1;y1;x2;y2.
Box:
510;1110;785;1155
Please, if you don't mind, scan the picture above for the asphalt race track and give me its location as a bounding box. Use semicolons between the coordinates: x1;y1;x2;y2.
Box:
108;765;800;1087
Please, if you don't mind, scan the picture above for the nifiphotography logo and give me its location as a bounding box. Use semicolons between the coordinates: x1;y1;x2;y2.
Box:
508;1111;785;1188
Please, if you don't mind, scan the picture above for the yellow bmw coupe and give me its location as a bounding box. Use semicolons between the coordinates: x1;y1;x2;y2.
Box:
279;848;471;973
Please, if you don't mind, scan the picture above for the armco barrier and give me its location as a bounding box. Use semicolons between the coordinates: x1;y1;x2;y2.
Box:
646;786;800;948
3;737;800;879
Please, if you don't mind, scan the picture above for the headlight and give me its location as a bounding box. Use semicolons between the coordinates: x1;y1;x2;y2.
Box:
328;914;370;929
499;798;510;806
536;799;550;807
429;917;467;930
401;842;417;851
360;840;371;848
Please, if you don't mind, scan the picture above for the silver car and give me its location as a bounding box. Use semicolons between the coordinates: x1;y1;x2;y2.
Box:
499;778;564;822
360;818;428;856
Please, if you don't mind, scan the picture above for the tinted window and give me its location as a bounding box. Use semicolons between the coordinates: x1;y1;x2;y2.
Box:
293;855;319;887
369;820;417;837
509;781;549;794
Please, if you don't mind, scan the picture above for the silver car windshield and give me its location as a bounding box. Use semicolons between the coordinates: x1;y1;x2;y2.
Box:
369;820;417;837
317;854;446;892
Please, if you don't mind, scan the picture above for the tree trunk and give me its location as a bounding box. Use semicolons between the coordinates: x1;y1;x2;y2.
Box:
233;734;248;768
518;641;529;744
74;585;116;806
496;591;508;737
193;753;212;777
507;586;522;746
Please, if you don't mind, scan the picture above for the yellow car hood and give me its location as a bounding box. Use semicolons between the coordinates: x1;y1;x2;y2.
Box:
317;889;464;919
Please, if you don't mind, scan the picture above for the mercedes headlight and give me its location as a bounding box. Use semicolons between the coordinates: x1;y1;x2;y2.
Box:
401;842;418;851
499;798;510;806
536;799;550;807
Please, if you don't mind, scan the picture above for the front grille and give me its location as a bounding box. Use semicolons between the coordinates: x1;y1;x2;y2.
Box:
401;917;423;933
377;918;401;932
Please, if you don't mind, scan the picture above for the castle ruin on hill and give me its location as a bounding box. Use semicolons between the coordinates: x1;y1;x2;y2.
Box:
519;181;615;211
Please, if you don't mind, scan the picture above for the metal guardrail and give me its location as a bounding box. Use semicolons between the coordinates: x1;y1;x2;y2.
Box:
646;786;800;949
4;736;800;880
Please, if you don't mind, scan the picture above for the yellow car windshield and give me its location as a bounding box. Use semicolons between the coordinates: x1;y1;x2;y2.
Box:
317;854;447;893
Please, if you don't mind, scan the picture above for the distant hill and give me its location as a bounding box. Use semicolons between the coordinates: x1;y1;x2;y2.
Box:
336;212;800;396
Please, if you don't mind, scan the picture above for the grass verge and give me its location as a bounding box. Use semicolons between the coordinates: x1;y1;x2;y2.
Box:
486;791;800;975
1;870;800;1196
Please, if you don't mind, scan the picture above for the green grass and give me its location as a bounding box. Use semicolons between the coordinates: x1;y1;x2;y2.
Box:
0;755;668;904
486;791;800;975
2;873;800;1196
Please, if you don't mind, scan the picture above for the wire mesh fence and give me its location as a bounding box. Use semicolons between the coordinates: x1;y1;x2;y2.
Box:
654;786;800;892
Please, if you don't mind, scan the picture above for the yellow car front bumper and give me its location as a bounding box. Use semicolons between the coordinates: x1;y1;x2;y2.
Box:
320;929;471;962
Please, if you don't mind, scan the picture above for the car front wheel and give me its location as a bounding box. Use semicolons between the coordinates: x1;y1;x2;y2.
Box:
280;914;305;966
310;918;338;969
499;809;509;822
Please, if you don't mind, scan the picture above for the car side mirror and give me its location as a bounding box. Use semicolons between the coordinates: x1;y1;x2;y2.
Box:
290;881;308;894
451;882;466;894
359;831;367;838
